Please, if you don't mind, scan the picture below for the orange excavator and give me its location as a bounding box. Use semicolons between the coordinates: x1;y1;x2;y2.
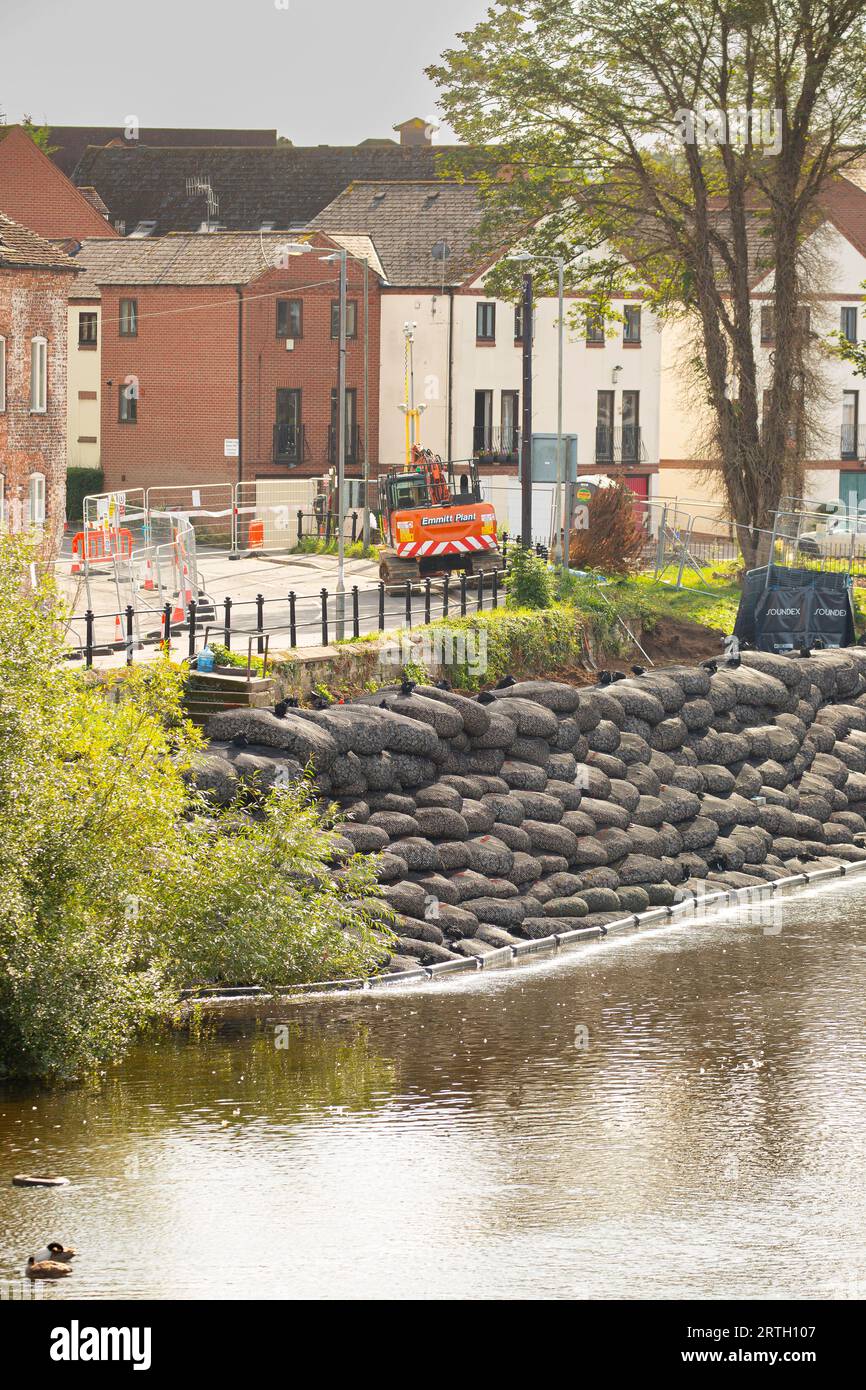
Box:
376;323;502;583
376;446;501;583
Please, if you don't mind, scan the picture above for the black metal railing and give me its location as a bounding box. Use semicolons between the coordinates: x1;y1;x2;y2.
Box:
472;426;520;463
840;423;866;461
272;423;309;464
595;425;646;465
327;424;363;466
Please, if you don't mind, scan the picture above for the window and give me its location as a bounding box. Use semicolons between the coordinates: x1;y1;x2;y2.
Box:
596;390;615;460
843;390;859;458
119;379;138;423
119;299;138;337
476;302;496;342
78;311;98;347
622;390;640;461
623;305;642;344
760;304;775;342
276;299;303;339
586;314;605;345
473;389;493;454
28;472;46;527
330;300;358;339
30;337;47;413
274;388;302;461
514;305;535;341
501;390;519;459
842;306;859;344
0;336;5;413
329;387;358;460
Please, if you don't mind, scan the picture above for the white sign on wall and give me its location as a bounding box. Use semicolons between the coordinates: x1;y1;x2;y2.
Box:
224;439;239;458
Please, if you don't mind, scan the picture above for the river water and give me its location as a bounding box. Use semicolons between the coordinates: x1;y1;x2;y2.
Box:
2;878;865;1301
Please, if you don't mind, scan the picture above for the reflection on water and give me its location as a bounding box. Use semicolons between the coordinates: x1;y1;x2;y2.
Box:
2;879;865;1300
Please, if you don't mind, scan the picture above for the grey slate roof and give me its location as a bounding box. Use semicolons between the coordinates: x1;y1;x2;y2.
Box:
49;127;278;179
71;144;458;235
70;231;346;294
309;180;491;286
0;213;80;272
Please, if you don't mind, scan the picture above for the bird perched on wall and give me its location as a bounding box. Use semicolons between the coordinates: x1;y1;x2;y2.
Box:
477;691;497;705
597;670;612;686
231;733;249;748
798;647;812;659
273;697;299;719
310;694;332;710
700;660;718;674
399;678;416;696
631;665;647;676
435;679;452;691
611;671;627;682
496;675;517;689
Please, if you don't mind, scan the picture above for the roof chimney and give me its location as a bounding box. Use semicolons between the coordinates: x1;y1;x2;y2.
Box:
394;117;435;147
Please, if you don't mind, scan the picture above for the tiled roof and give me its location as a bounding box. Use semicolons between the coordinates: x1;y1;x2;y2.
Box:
70;231;344;293
0;212;80;271
71;143;457;234
310;180;492;286
48;127;278;178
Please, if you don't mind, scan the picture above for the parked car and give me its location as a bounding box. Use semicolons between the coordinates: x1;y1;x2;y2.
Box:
796;515;866;559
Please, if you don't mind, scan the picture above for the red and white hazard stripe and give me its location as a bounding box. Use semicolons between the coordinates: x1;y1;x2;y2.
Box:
395;535;497;558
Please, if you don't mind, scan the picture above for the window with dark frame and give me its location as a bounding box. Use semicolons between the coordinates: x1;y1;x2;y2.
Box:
119;381;137;424
586;314;605;344
760;304;775;342
476;302;496;342
331;300;358;339
276;299;303;339
119;299;138;337
78;312;98;347
623;305;642;343
842;306;859;344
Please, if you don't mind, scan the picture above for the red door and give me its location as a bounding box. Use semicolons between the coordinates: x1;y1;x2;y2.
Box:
624;473;649;529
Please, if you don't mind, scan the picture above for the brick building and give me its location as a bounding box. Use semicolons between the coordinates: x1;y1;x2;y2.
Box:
0;214;79;553
72;232;382;493
0;126;118;243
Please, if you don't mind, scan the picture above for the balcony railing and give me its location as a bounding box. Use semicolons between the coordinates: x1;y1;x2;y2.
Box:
595;425;646;465
272;423;309;465
841;423;866;461
327;424;363;466
473;425;520;463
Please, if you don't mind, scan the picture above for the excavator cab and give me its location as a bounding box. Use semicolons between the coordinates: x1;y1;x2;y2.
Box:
376;449;500;584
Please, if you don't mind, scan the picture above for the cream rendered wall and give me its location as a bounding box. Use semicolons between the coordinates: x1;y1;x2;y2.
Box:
378;291;450;467
454;275;663;479
66;302;101;472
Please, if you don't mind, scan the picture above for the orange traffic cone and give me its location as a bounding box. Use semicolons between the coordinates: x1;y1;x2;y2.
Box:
142;556;155;591
114;613;123;644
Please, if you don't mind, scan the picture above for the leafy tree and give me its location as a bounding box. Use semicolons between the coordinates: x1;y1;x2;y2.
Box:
21;115;58;154
0;537;385;1084
506;540;554;607
568;483;648;574
430;0;866;565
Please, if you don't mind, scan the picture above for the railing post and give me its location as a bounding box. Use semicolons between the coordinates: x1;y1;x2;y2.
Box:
442;574;450;618
85;608;94;669
352;585;360;638
223;596;232;651
325;512;332;544
297;509;303;545
321;588;329;646
476;571;484;611
163;601;172;653
460;572;467;616
424;576;431;624
289;591;297;648
378;580;385;631
492;568;499;608
256;593;264;655
351;510;358;544
404;579;412;626
187;599;197;662
125;604;135;665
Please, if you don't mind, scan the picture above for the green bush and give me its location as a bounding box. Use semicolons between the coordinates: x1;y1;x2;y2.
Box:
65;467;104;523
506;543;554;609
0;535;386;1084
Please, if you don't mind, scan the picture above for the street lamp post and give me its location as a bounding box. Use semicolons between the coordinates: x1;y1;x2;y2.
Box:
520;271;533;547
555;256;567;571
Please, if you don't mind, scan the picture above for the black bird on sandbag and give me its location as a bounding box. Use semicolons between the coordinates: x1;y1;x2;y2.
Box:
726;654;742;669
799;647;812;659
273;697;299;719
399;678;416;696
231;733;249;748
700;659;718;674
477;691;497;705
496;675;517;689
597;670;613;686
311;694;332;710
435;679;452;691
611;671;627;682
631;665;647;676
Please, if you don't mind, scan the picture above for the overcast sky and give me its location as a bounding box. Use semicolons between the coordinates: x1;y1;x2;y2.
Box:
1;0;490;144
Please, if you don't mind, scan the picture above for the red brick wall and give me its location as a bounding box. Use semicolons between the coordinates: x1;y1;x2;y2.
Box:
99;285;239;493
98;246;381;495
0;264;74;555
0;127;119;241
